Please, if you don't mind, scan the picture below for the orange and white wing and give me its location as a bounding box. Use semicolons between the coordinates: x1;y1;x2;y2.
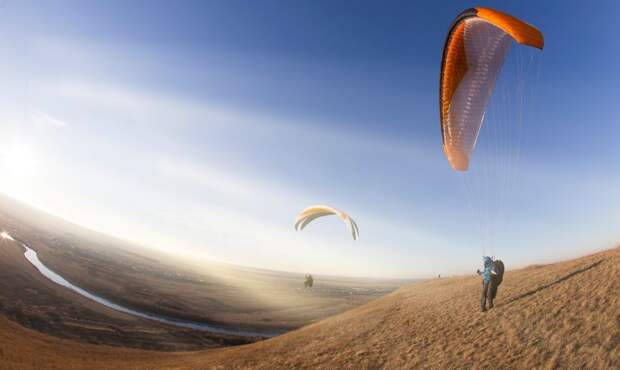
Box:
440;7;543;171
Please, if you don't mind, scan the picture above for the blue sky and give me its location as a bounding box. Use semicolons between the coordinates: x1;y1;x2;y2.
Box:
0;0;619;278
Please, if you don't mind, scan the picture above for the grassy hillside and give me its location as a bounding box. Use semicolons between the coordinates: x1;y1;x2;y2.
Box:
0;246;618;369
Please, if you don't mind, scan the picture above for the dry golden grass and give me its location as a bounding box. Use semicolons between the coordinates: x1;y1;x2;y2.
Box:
1;247;618;369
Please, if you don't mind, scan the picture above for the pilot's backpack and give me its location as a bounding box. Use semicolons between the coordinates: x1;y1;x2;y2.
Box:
490;260;505;299
492;260;505;285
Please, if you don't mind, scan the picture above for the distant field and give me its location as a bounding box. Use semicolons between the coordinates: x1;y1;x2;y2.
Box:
0;193;405;350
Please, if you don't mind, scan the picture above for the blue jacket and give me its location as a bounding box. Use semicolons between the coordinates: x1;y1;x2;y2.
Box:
480;256;493;283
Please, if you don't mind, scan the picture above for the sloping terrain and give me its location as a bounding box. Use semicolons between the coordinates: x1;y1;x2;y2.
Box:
0;246;618;369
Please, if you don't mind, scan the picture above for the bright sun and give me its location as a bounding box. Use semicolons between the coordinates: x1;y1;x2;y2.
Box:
0;143;38;177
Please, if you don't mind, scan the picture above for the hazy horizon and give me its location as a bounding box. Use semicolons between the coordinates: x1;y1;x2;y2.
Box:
1;0;619;278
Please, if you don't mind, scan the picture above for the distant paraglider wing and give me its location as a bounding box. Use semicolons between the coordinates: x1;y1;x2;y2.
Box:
440;7;543;171
294;205;359;240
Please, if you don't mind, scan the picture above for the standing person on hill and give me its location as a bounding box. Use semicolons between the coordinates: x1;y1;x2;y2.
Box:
477;256;495;312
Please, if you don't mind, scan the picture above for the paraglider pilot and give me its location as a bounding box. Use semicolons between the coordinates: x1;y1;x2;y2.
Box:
477;256;495;312
304;274;314;289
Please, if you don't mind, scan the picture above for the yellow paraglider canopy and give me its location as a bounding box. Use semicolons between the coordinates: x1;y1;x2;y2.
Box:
294;205;359;240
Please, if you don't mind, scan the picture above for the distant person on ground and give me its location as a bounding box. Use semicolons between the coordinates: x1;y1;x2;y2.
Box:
304;274;314;289
477;256;495;312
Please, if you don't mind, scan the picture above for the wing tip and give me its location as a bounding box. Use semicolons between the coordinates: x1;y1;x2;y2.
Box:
475;7;544;50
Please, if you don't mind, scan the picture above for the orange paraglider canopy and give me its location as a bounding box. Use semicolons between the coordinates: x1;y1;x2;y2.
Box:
439;8;543;171
476;8;544;50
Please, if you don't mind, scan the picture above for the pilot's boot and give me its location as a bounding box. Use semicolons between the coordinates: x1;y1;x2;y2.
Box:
481;282;489;312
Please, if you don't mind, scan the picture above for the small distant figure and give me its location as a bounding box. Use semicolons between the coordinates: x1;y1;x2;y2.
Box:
477;256;505;312
438;274;441;279
304;274;314;289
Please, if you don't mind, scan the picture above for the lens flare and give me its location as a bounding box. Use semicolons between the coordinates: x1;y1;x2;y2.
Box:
0;231;15;241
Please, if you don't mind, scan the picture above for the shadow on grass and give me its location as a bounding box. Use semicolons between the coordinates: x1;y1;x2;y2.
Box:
503;259;605;305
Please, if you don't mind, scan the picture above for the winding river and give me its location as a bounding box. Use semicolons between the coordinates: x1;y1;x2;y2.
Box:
16;239;281;338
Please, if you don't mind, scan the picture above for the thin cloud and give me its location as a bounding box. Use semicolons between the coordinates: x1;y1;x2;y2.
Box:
32;112;68;128
157;160;255;199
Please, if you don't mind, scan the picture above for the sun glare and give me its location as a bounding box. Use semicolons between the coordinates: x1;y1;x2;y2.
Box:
0;143;38;177
0;231;14;241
